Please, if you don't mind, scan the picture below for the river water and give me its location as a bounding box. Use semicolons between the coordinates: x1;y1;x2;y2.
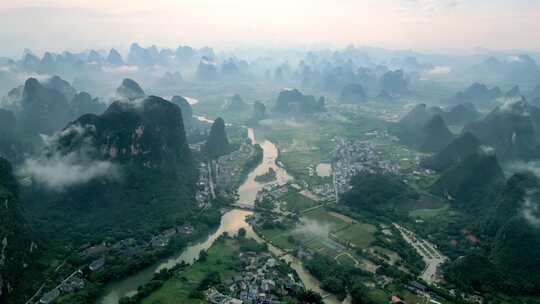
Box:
96;128;339;304
237;128;293;205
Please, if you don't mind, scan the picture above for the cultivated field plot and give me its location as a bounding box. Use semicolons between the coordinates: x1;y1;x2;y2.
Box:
280;191;319;213
335;253;358;267
259;228;296;251
142;239;239;304
279;150;330;185
368;246;401;265
334;223;377;249
303;208;350;231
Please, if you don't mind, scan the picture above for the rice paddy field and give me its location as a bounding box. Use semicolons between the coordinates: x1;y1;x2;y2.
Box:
334;223;377;249
280;191;319;213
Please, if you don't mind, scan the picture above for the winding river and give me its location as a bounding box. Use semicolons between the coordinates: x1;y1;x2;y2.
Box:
97;128;339;304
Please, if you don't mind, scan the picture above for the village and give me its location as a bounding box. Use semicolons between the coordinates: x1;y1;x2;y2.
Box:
205;251;300;304
33;221;197;304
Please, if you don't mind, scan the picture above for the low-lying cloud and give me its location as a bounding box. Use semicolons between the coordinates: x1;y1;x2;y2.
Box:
498;97;528;116
427;65;451;75
504;161;540;178
523;193;540;227
20;124;120;191
23;154;119;190
101;65;139;74
292;218;332;239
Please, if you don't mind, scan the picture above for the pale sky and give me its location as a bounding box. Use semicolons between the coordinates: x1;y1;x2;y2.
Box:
0;0;539;57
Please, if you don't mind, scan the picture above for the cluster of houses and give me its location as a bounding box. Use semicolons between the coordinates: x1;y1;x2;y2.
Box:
255;184;290;204
215;143;254;188
35;223;196;303
206;251;300;304
196;162;213;208
332;136;401;194
38;266;96;304
310;183;336;202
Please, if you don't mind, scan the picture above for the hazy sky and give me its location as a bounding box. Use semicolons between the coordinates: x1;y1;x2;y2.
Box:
1;0;539;57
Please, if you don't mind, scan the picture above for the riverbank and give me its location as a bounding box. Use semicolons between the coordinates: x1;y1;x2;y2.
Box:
93;128;340;304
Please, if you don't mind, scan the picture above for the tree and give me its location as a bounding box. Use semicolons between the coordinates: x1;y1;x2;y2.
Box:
237;228;247;239
199;250;208;262
297;289;323;304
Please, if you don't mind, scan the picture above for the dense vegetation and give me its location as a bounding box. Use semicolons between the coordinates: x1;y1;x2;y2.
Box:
445;172;540;296
342;173;419;215
420;132;481;172
0;158;35;302
431;152;505;213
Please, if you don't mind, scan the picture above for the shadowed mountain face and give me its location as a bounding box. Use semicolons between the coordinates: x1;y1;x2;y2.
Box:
0;158;34;303
107;48;124;66
70;91;106;118
225;94;248;111
116;78;145;100
339;83;367;104
0;110;16;140
196;60;220;81
421;132;481;172
204;117;230;158
471;55;540;85
431;152;505;213
253;101;266;121
43;75;77;101
392;104;448;148
443;103;481;126
171;95;193;128
379;70;408;95
274;89;325;114
453;83;502;105
463;99;540;161
6;77;106;137
420;115;454;153
0;109;20;162
398;104;436;129
20;78;71;135
22;96;197;248
64;96;193;176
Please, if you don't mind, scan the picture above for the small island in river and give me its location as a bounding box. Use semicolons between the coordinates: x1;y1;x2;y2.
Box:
254;167;277;183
